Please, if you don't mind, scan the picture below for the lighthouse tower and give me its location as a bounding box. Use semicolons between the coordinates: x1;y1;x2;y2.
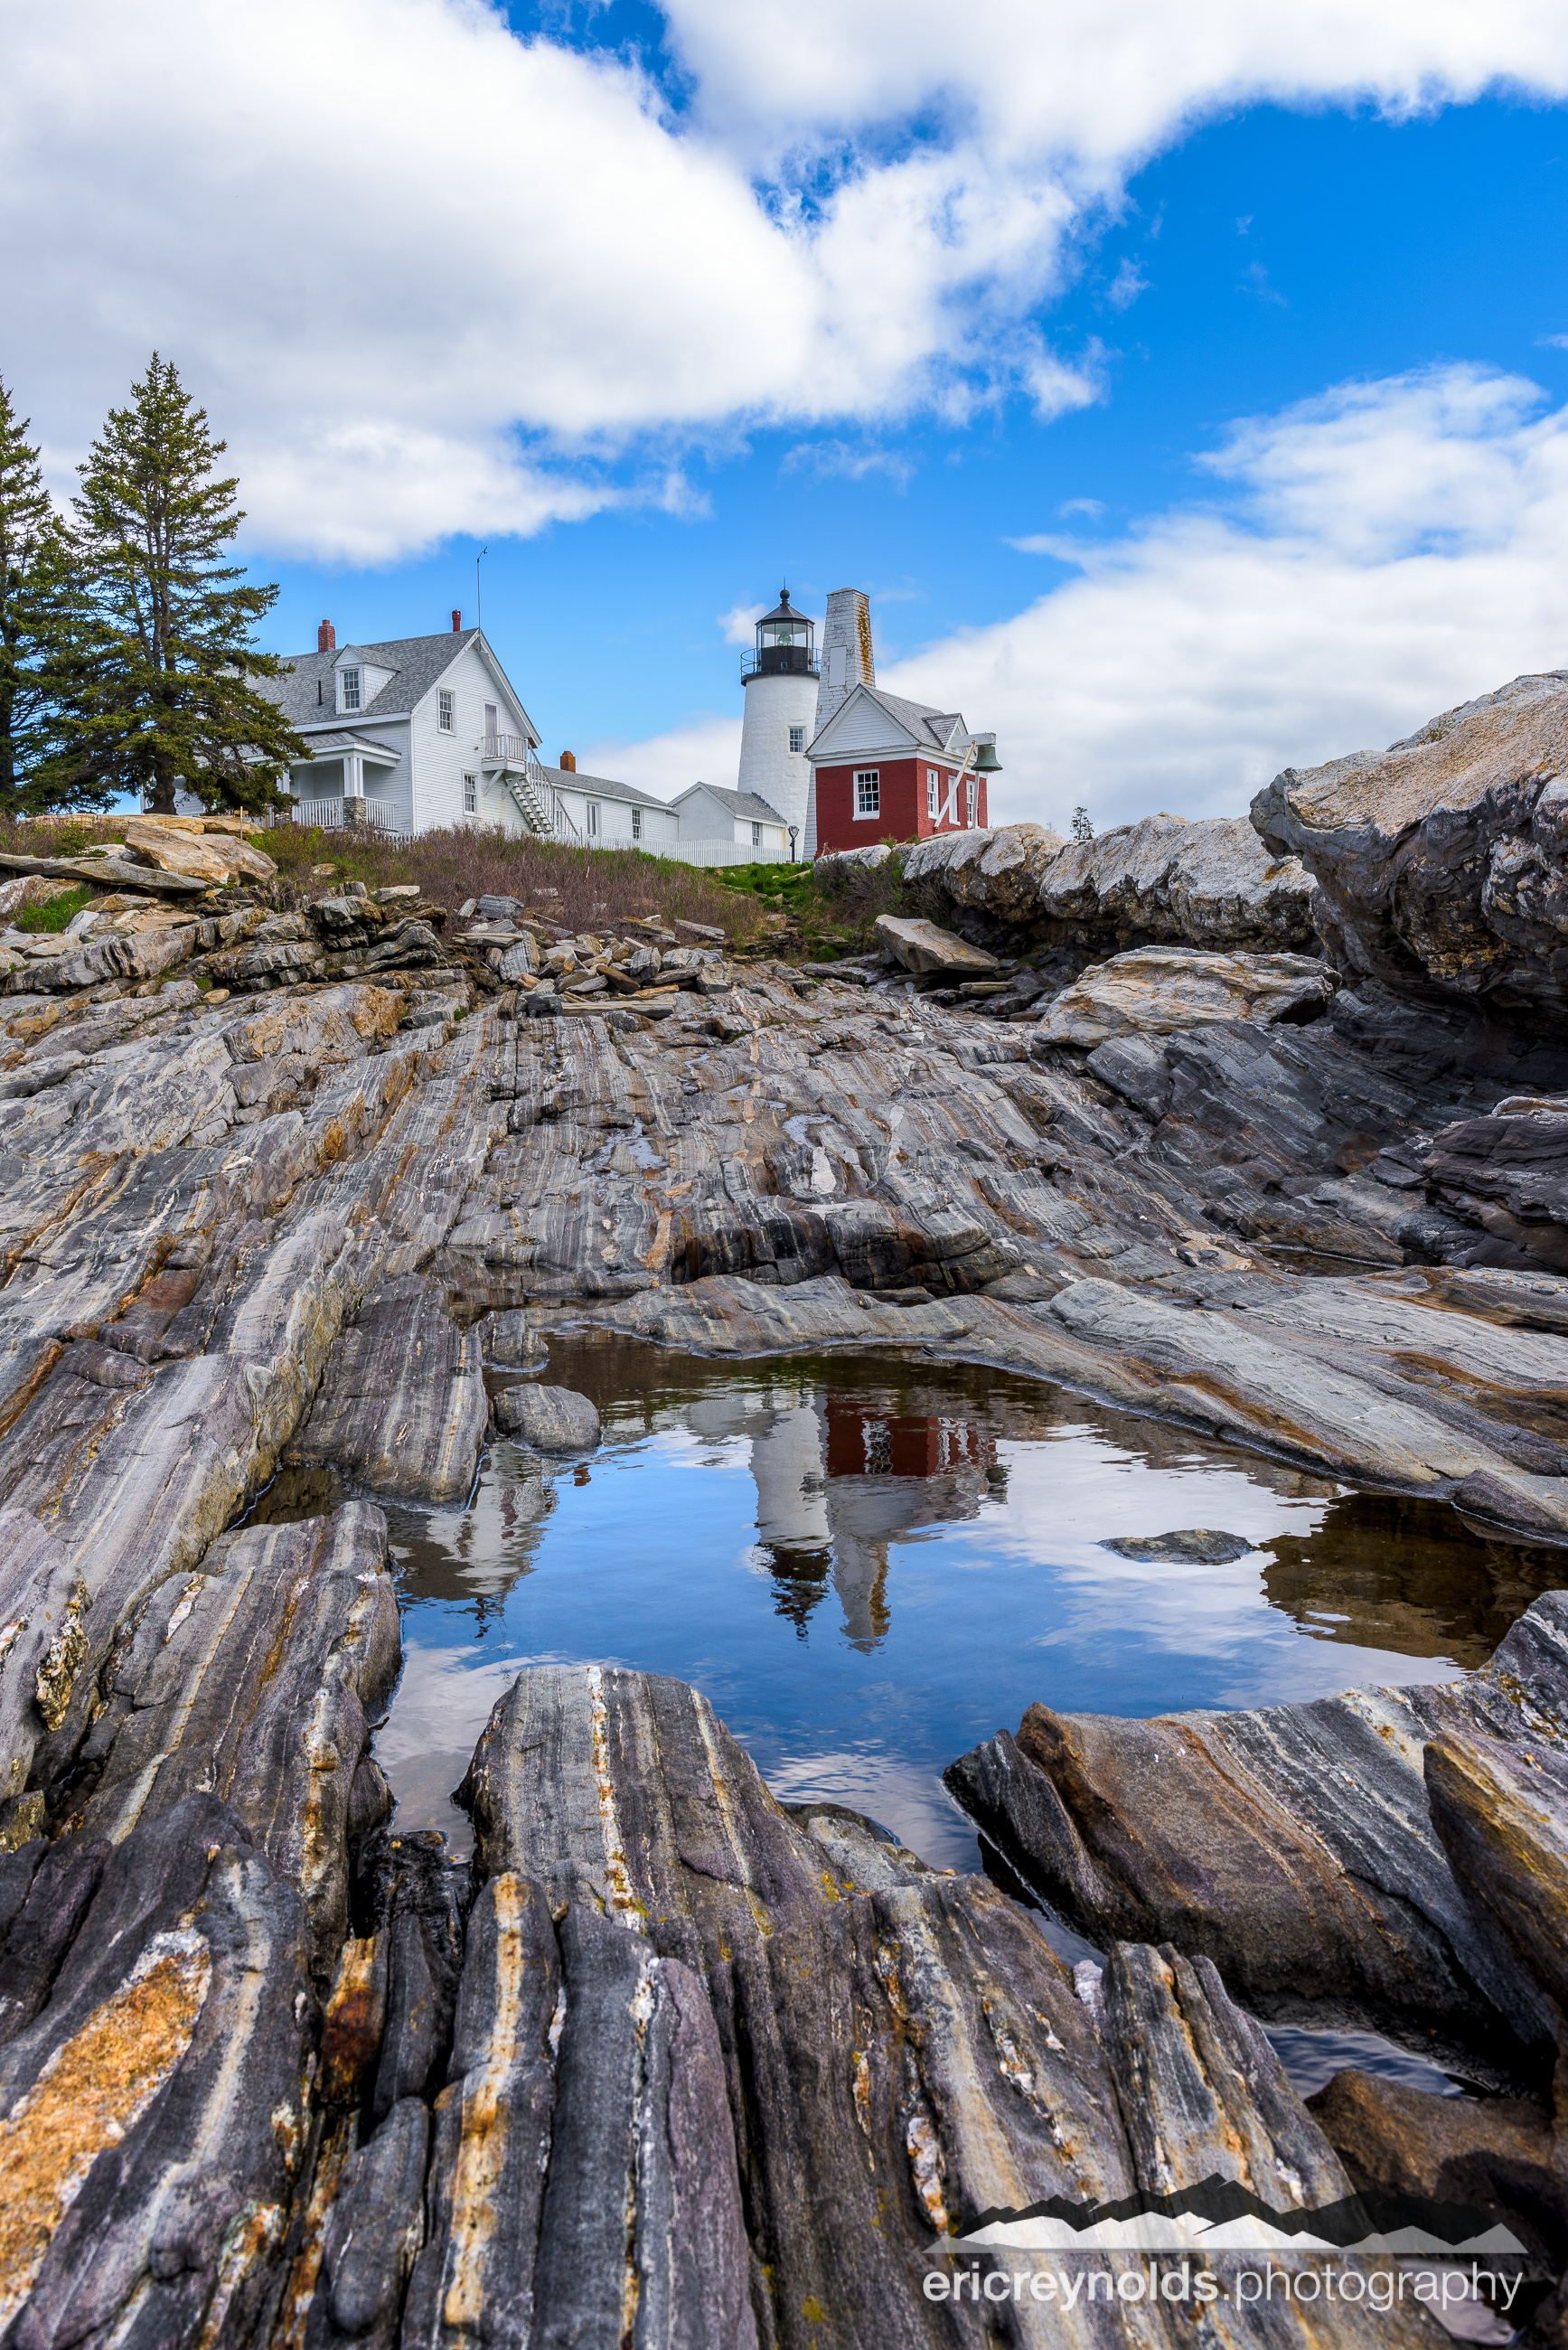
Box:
737;589;818;848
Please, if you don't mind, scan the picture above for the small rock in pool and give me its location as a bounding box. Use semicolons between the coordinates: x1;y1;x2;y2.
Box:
1100;1528;1255;1564
474;1308;548;1368
494;1383;600;1452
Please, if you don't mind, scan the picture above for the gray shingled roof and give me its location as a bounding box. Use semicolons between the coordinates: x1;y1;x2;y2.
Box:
257;630;533;732
677;783;787;823
857;686;968;751
535;765;670;812
295;729;405;760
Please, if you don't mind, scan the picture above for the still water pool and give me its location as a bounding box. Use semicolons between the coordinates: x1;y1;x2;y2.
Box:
315;1330;1561;1881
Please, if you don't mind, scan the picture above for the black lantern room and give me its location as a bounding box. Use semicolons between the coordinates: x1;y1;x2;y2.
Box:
743;588;819;681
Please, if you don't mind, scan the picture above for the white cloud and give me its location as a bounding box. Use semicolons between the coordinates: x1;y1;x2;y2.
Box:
718;600;766;647
876;365;1568;832
781;440;916;487
5;0;1567;559
1105;258;1149;310
577;710;744;802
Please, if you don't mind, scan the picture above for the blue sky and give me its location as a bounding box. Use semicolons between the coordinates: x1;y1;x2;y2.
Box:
8;0;1568;828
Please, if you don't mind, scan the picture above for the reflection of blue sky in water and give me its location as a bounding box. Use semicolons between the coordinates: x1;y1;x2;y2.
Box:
373;1345;1539;1874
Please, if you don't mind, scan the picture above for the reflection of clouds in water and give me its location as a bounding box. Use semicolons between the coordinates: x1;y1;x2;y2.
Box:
763;1746;981;1875
935;1433;1345;1668
376;1640;595;1854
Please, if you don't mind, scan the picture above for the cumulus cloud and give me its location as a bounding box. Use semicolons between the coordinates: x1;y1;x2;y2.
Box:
878;365;1568;833
5;0;1567;559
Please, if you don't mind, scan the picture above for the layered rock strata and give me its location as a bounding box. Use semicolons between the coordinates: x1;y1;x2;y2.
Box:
1251;669;1568;1012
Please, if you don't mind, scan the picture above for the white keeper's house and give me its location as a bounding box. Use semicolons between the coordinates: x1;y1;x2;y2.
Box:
249;614;663;846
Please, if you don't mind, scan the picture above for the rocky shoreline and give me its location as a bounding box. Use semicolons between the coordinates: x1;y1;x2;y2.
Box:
5;672;1568;2345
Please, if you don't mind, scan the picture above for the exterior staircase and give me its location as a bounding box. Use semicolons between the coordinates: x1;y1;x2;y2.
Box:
505;761;558;838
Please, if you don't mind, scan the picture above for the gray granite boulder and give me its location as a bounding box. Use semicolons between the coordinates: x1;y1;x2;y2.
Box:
493;1381;601;1451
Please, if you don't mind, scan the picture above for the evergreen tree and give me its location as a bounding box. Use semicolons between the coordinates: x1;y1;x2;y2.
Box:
1071;804;1094;843
66;354;303;813
0;378;99;818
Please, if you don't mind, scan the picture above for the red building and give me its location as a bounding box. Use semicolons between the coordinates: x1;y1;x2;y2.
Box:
805;682;999;857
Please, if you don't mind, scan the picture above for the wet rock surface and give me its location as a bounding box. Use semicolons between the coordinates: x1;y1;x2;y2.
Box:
4;806;1568;2339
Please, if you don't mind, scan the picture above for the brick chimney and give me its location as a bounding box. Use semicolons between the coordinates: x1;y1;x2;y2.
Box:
452;609;462;632
317;619;336;653
559;750;577;772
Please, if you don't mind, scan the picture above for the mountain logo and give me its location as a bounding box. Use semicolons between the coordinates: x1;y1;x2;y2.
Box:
934;2176;1529;2258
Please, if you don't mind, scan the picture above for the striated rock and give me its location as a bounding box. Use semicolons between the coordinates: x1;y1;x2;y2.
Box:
1422;1099;1568;1273
906;815;1315;952
70;1502;399;1974
1309;2069;1568;2274
0;1793;318;2350
126;816;277;885
1424;1730;1568;2016
1252;668;1568;1012
473;1305;549;1367
946;1589;1568;2074
285;1277;488;1503
0;1510;86;1847
0;846;209;898
493;1381;600;1452
873;913;1000;974
1100;1528;1253;1564
1037;946;1337;1047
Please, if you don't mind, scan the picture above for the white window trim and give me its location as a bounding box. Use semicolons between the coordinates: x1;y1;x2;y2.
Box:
463;771;477;814
438;690;454;733
587;801;600;836
926;767;940;820
966;775;978;827
341;666;361;713
788;725;805;753
854;767;880;819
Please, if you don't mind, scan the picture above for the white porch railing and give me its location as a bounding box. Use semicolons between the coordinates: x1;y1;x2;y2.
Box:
292;797;409;840
479;733;533;766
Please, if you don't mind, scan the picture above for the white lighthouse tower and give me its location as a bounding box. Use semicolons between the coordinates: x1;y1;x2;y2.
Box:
737;589;818;851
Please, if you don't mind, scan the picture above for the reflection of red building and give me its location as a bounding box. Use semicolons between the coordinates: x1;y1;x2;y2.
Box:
825;1399;992;1480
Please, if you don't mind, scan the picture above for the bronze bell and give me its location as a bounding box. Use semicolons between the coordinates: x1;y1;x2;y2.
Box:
972;738;1001;773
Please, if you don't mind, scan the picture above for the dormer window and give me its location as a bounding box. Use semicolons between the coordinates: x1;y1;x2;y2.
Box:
341;667;361;712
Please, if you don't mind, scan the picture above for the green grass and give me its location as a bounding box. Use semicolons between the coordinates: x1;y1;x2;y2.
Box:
13;885;94;933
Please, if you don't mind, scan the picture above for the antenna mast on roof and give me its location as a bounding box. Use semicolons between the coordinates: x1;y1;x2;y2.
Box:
476;546;486;636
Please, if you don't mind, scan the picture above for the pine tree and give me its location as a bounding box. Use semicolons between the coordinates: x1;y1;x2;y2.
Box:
1071;804;1094;843
0;378;98;818
66;354;303;814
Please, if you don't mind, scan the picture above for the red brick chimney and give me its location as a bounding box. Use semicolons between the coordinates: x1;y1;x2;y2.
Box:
317;619;336;652
452;609;462;632
559;750;577;772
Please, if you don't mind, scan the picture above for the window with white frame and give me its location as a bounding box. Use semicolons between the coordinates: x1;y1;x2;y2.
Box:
966;775;978;826
752;821;762;846
854;768;879;817
632;805;642;840
341;666;361;712
788;726;805;753
438;689;454;733
463;772;477;813
926;766;940;819
587;802;600;836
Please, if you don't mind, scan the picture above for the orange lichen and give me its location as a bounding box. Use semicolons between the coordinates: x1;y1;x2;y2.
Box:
0;1929;211;2328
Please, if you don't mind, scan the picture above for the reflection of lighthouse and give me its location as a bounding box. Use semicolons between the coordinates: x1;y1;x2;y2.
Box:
737;589;819;846
743;1391;994;1650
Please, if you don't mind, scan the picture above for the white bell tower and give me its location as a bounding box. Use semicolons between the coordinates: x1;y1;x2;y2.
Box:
736;588;818;850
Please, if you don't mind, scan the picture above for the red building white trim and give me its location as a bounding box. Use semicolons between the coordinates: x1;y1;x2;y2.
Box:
805;682;991;857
